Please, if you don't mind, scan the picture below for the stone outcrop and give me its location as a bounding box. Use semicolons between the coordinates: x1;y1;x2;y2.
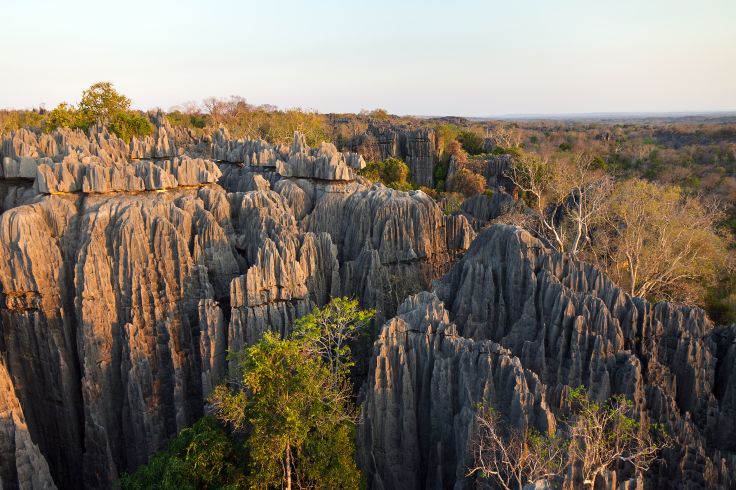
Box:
0;358;57;490
0;128;473;488
0;180;36;214
36;157;222;194
276;132;365;181
211;127;286;165
304;184;474;321
445;153;516;193
347;126;438;187
460;189;517;229
358;291;554;489
359;225;736;488
0;113;197;177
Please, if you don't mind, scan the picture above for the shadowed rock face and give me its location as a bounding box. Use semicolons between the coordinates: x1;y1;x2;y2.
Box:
0;131;471;488
359;225;736;489
346;126;438;187
358;291;554;489
0;358;56;489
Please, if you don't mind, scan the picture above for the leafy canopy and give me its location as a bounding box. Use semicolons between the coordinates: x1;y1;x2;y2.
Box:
109;111;154;143
292;297;375;379
209;297;373;489
42;82;153;141
78;81;131;126
210;331;360;489
359;157;413;191
119;416;246;490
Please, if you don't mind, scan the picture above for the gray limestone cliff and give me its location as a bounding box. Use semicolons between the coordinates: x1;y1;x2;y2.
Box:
358;225;736;489
347;126;438;187
0;131;471;488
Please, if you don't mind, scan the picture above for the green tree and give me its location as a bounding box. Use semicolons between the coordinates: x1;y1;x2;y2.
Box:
292;297;375;379
119;416;246;490
77;81;131;128
367;108;390;121
210;331;360;490
43;103;78;132
459;129;485;155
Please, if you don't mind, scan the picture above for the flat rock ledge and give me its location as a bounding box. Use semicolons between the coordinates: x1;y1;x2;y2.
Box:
36;157;222;194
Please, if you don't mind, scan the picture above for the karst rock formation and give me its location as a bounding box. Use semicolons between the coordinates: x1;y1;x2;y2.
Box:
0;119;733;489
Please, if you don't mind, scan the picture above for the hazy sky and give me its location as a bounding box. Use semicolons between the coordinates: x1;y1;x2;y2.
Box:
1;0;735;116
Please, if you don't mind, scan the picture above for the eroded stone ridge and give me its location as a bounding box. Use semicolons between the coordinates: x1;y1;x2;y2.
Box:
0;127;470;488
358;291;554;489
359;225;736;488
0;113;196;180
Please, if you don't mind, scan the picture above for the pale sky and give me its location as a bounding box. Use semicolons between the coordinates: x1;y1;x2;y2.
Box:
1;0;735;116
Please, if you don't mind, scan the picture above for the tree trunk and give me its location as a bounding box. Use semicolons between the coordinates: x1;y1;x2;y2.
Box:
285;446;292;490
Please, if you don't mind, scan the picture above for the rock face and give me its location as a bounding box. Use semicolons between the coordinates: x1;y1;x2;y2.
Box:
0;358;57;490
277;133;365;181
358;291;554;489
36;157;222;194
359;225;736;489
211;127;286;165
0;131;471;488
444;152;517;195
460;189;517;230
347;126;438;187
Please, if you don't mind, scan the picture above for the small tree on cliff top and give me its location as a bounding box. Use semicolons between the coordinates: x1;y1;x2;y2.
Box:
78;81;131;126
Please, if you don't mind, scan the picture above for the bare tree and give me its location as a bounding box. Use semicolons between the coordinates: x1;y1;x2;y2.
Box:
567;388;670;488
491;125;522;149
505;152;612;257
467;406;566;490
203;97;227;125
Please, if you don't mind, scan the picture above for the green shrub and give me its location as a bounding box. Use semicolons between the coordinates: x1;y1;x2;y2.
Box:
1;110;46;133
166;111;207;129
443;192;464;215
359;157;413;191
458;129;485;155
119;416;246;490
434;162;448;182
491;146;523;158
448;168;486;197
43;103;77;132
109;112;154;143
